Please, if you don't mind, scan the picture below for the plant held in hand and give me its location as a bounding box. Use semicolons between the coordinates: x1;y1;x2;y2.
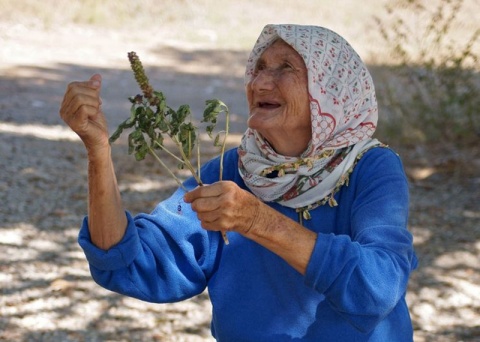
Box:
110;51;230;244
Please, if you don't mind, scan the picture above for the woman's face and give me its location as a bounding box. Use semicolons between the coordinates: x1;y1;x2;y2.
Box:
246;39;311;157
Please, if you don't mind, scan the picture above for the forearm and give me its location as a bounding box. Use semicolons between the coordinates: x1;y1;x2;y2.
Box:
242;202;317;275
87;146;127;250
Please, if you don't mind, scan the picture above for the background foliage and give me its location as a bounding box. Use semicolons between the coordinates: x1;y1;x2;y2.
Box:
374;0;480;147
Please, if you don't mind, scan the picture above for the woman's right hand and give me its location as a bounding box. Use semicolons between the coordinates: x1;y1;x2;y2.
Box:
60;74;127;250
59;74;109;155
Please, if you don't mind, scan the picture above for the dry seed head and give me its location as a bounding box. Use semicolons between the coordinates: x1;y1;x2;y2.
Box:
128;51;154;100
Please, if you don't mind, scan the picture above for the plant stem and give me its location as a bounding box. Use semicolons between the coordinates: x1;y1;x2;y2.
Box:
172;136;203;186
219;106;230;181
153;141;186;166
196;135;201;182
219;104;230;244
147;146;187;191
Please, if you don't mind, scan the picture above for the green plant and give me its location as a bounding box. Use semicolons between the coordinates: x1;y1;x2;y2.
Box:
110;51;230;243
374;0;480;145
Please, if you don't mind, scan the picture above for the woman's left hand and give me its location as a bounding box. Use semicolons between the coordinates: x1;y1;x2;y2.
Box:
184;181;260;235
185;181;316;274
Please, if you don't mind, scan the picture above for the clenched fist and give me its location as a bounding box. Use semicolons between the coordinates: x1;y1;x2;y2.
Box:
59;74;109;154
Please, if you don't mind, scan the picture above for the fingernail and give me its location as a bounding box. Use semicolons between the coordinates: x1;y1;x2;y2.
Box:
91;80;101;87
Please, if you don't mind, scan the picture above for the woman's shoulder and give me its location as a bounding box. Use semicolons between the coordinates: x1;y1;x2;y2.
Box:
352;145;407;181
359;145;405;168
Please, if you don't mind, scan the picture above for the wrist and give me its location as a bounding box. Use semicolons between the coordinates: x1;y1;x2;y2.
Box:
86;143;111;163
243;200;261;235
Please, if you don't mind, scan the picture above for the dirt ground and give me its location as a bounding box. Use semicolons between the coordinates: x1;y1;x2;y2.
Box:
1;22;479;342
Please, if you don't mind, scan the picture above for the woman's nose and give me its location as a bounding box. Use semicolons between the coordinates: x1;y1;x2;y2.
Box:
250;69;276;92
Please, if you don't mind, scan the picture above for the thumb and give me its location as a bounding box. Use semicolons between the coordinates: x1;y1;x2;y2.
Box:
89;74;102;89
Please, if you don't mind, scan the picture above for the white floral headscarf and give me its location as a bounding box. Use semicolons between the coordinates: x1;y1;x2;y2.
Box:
238;24;382;214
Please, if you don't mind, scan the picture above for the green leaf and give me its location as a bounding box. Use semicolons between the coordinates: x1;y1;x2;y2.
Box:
128;129;145;155
213;133;221;147
109;114;137;144
206;123;215;138
153;91;165;102
152;134;164;150
175;104;191;123
158;97;166;112
156;118;169;132
145;106;154;119
128;129;148;161
134;143;149;161
170;105;190;136
178;122;196;158
202;99;223;123
109;127;123;144
165;107;176;119
135;106;146;126
202;99;227;138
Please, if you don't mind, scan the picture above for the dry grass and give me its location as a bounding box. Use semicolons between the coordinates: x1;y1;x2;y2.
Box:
2;0;477;66
1;0;390;52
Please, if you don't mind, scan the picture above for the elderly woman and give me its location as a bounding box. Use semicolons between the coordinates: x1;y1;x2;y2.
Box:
60;24;417;341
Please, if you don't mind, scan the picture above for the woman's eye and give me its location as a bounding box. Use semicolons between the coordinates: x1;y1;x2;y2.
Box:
252;64;264;76
252;62;294;77
255;64;266;72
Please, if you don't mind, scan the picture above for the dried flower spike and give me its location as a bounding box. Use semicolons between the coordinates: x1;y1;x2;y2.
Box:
128;51;157;105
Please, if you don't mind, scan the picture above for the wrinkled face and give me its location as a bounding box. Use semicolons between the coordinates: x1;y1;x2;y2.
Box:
246;39;311;157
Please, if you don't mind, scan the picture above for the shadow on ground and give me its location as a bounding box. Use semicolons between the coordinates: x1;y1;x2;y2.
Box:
1;45;479;341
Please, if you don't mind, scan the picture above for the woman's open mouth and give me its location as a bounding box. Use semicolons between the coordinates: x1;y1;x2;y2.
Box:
258;102;281;109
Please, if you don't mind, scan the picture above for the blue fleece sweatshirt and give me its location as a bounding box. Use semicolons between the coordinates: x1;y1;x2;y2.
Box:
79;146;417;341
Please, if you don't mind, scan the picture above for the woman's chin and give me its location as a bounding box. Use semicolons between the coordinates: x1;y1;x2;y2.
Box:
247;112;277;132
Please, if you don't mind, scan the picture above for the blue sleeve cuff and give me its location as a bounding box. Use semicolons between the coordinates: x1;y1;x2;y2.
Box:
78;212;141;271
304;232;361;293
304;232;334;292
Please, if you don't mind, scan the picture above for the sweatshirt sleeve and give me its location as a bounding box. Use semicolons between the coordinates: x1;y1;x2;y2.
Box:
77;148;238;304
78;187;223;304
304;147;417;333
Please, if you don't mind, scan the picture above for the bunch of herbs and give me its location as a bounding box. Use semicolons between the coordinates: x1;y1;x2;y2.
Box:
110;51;230;243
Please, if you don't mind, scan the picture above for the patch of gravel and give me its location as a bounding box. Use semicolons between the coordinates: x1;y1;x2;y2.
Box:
1;24;479;341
